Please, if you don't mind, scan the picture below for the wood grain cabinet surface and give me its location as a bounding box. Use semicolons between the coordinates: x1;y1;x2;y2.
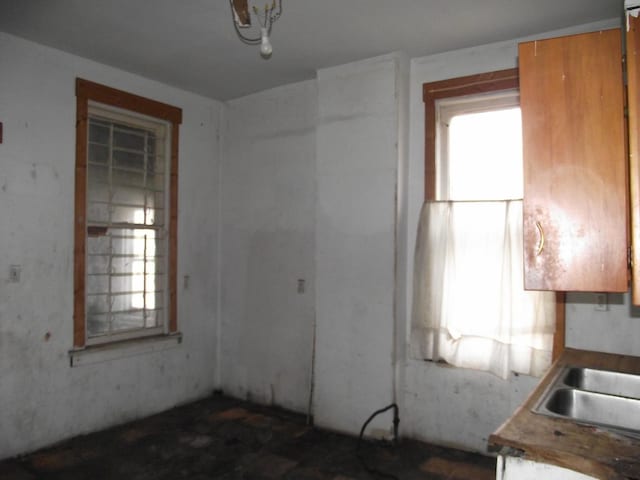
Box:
519;29;628;292
627;16;640;305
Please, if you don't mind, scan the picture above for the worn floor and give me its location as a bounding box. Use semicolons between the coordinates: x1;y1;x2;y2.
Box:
0;394;496;480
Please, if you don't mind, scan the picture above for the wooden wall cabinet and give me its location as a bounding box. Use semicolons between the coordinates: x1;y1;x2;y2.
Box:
628;15;640;305
519;29;629;292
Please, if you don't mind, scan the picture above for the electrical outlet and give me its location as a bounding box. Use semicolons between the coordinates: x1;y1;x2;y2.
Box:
297;279;305;294
9;265;21;283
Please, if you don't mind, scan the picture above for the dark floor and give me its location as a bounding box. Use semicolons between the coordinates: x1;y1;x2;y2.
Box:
0;394;496;480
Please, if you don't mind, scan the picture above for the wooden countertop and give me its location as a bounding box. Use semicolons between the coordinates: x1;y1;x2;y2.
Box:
489;348;640;480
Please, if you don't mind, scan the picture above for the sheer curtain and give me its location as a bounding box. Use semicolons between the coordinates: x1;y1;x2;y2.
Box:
411;200;556;379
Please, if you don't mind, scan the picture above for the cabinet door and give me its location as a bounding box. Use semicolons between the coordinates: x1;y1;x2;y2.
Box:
627;16;640;305
520;29;628;292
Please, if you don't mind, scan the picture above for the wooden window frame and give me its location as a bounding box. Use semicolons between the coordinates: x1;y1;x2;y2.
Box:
74;78;182;348
422;69;565;362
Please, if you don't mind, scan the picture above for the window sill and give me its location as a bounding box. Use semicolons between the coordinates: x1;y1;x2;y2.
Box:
69;333;182;367
414;357;540;380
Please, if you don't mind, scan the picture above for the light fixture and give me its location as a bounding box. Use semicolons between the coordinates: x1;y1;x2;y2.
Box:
230;0;282;59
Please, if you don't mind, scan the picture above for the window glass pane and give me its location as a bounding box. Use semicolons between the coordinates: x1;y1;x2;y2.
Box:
85;224;164;339
112;311;145;332
108;294;137;316
110;275;136;295
87;237;110;280
112;167;146;189
89;121;110;145
113;126;147;152
88;143;109;165
87;313;109;336
111;186;146;209
151;175;166;201
88;163;109;185
447;107;522;201
144;309;161;328
87;185;109;204
86;273;109;296
110;255;132;276
113;149;145;171
111;205;142;224
87;117;165;223
87;257;109;276
87;295;109;336
86;113;167;341
87;161;110;223
151;153;163;175
87;203;109;224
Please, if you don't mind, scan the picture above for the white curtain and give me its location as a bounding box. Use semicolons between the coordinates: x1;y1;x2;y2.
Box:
411;200;555;379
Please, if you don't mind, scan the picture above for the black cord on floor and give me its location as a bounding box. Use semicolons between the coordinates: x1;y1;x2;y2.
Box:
356;404;400;480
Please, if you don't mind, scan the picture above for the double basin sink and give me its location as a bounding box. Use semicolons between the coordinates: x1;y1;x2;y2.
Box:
533;365;640;436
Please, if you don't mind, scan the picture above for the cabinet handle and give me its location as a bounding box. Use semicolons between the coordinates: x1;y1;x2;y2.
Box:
535;221;545;256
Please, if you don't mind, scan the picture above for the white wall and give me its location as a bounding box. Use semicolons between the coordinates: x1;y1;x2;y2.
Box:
220;80;317;412
0;32;223;459
566;292;640;354
313;54;408;436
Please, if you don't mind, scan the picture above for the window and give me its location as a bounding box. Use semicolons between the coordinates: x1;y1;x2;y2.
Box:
436;91;522;201
412;70;563;379
74;79;182;348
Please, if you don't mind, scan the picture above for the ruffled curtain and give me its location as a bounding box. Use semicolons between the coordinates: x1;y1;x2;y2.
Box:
411;200;555;379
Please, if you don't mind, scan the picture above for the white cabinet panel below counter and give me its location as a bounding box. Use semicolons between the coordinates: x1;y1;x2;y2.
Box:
497;457;597;480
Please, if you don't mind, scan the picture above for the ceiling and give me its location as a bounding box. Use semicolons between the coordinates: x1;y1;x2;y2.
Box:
0;0;622;101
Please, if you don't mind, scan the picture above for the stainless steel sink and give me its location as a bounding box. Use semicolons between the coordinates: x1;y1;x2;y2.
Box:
564;367;640;399
542;388;640;431
533;365;640;436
